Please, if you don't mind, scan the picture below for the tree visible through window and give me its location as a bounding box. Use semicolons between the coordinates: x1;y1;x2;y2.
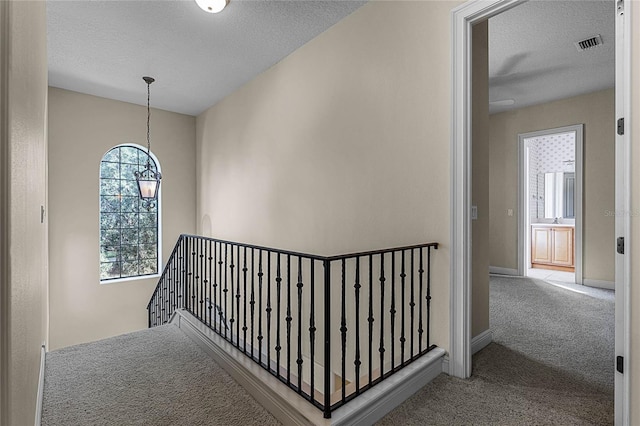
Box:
100;145;160;281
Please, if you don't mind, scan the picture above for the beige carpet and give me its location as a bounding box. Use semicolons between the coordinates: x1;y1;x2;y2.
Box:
42;324;281;426
378;276;614;425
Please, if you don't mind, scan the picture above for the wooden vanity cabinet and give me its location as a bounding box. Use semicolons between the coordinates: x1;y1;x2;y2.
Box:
531;225;574;271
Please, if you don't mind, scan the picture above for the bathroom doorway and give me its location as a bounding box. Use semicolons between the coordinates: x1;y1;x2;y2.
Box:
518;124;583;285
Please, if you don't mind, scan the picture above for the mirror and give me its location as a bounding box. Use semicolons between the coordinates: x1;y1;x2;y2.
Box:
537;172;575;219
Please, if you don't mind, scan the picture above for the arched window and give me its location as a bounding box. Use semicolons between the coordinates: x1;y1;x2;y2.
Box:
99;144;161;282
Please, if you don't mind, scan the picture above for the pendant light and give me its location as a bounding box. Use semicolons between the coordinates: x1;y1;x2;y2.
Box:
135;76;162;210
195;0;228;13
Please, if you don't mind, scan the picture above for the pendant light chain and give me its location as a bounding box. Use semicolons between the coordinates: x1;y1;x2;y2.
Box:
146;80;151;168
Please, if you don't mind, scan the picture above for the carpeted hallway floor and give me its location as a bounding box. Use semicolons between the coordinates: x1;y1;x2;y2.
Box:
42;275;614;425
378;275;614;425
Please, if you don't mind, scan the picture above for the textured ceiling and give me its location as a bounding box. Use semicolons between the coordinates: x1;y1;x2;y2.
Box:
489;0;614;114
47;0;367;116
47;0;615;117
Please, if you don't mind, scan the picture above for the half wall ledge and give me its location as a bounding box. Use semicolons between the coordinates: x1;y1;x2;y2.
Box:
171;309;446;426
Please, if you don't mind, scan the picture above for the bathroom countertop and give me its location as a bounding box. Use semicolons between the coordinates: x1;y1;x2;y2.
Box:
530;223;575;227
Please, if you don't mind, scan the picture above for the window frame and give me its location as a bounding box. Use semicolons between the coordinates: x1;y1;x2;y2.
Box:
99;143;163;284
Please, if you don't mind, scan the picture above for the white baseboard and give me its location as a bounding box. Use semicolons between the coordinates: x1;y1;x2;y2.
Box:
471;329;492;355
489;266;519;276
583;279;615;290
172;309;445;426
35;342;46;426
441;355;450;374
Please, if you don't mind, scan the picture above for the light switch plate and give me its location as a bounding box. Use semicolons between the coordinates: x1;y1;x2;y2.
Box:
507;208;513;217
471;205;478;220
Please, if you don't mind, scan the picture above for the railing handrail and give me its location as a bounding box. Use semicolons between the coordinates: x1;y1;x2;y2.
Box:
177;233;438;263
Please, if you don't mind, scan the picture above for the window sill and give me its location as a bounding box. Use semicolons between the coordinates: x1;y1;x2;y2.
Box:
100;273;160;285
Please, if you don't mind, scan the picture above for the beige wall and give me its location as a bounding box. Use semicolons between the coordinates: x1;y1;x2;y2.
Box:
472;21;490;338
48;88;196;350
196;0;462;352
0;1;49;424
489;89;615;282
630;1;640;421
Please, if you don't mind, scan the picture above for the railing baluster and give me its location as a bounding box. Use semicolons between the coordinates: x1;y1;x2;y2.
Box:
243;246;248;354
267;252;272;371
400;250;406;364
340;258;346;401
410;248;415;357
196;240;205;320
250;248;255;359
354;256;361;394
207;240;212;329
258;250;264;366
427;246;432;349
276;254;282;378
224;243;229;339
418;247;424;353
232;245;238;345
390;252;396;371
309;259;316;403
379;252;385;378
191;239;196;315
236;245;242;348
218;242;224;335
296;257;304;394
286;254;292;385
322;259;331;419
368;254;373;386
213;242;218;333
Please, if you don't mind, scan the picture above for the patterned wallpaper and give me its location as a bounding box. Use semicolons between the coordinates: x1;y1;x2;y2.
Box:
527;131;576;219
527;131;575;174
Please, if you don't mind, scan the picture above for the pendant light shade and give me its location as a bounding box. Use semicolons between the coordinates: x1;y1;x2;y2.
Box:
195;0;228;13
135;76;162;210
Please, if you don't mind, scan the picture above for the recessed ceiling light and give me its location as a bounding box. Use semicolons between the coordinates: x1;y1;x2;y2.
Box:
195;0;229;14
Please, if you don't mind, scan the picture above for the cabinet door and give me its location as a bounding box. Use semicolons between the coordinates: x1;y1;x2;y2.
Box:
552;227;574;266
532;227;552;264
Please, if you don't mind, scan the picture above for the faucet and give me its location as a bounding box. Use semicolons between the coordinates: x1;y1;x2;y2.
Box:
553;217;559;224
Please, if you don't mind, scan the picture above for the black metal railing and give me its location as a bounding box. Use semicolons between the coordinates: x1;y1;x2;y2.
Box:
147;234;439;418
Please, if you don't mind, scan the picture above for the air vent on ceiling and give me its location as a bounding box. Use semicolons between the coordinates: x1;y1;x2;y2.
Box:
574;34;603;51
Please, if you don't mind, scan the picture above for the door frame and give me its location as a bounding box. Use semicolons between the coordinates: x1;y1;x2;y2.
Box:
517;124;583;284
450;0;629;422
614;0;631;423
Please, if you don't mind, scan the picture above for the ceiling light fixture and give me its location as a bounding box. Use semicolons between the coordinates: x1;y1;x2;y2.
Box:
135;76;162;210
195;0;229;14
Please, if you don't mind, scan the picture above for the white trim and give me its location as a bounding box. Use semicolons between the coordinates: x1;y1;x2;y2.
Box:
450;0;526;380
441;355;450;374
172;309;445;426
489;266;518;276
0;1;10;423
517;124;583;285
614;0;631;423
471;329;492;355
583;279;615;291
34;343;46;426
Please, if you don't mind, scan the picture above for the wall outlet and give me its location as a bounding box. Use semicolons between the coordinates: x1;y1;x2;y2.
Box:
471;205;478;220
507;208;513;217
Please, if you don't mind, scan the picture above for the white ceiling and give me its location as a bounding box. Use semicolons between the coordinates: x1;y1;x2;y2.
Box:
47;0;615;117
47;0;367;116
489;0;614;114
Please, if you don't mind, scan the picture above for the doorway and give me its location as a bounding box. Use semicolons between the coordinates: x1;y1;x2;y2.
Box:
518;125;583;285
451;0;630;423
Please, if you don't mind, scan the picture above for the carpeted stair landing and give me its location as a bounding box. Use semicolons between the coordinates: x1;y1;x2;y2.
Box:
42;324;280;426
